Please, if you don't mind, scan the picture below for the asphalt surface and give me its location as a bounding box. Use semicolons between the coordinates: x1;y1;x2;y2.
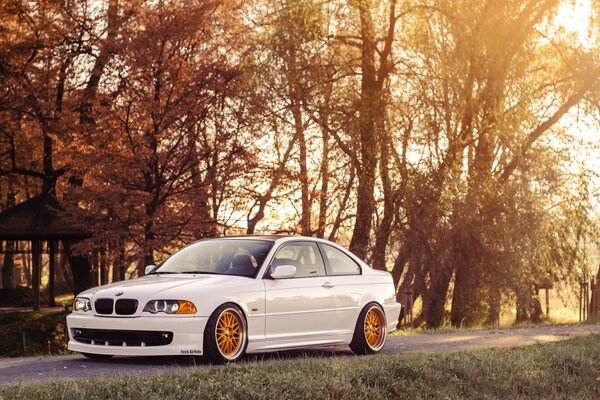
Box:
1;323;598;386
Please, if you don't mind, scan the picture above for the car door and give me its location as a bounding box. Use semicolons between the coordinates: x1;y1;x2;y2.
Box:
263;241;335;341
318;243;363;335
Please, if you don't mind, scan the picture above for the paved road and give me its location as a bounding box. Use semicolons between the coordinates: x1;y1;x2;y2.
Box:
1;324;598;386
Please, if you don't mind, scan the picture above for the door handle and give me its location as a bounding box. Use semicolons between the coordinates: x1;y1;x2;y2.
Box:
322;282;335;289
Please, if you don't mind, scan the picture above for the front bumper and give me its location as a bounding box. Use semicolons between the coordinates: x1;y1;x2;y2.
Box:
67;313;209;356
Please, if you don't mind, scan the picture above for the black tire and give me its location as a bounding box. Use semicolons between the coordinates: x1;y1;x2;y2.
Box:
81;353;114;360
203;303;248;364
350;303;387;355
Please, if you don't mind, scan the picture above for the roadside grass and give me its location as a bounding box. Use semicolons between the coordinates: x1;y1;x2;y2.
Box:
0;311;68;357
2;334;599;400
391;319;594;337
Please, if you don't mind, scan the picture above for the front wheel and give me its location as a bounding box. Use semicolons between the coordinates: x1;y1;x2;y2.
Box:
350;303;387;354
203;303;248;364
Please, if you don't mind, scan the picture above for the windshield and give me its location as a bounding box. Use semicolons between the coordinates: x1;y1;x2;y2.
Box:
152;239;273;278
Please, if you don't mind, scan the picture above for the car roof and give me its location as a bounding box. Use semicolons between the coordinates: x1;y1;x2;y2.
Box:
203;234;294;241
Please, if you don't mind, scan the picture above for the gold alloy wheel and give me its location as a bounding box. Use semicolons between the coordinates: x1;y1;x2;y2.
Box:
215;309;243;357
364;307;384;349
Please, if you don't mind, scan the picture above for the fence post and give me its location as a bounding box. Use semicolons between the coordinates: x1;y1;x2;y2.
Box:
545;287;550;319
580;281;590;322
403;290;414;329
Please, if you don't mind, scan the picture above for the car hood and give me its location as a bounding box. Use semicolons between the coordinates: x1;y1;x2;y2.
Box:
78;274;251;299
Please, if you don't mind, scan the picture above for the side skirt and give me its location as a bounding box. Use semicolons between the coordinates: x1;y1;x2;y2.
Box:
246;333;353;353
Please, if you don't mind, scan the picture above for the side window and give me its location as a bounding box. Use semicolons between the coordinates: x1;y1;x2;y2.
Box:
321;244;361;276
271;242;326;278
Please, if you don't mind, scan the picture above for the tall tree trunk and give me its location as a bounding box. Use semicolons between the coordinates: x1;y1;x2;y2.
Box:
349;0;397;259
348;1;378;258
296;108;311;235
328;167;355;242
22;245;31;286
57;244;72;292
372;129;394;270
79;0;119;125
1;243;14;289
285;33;311;235
1;191;15;288
31;240;41;311
143;218;155;270
316;128;329;238
111;243;124;282
100;246;108;285
48;241;56;307
423;264;453;328
450;255;478;326
64;240;93;296
485;286;501;326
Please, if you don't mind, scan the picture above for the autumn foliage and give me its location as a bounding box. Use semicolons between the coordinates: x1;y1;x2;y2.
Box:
1;0;599;327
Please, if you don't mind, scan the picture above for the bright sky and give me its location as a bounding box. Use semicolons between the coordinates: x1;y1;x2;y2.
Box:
554;0;596;49
551;1;600;215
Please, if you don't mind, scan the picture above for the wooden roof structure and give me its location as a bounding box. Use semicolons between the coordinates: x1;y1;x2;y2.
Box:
0;193;89;241
0;194;91;310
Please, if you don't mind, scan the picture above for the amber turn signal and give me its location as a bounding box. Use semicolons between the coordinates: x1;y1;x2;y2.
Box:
176;300;197;314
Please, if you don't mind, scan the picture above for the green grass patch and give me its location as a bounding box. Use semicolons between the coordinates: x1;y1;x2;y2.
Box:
0;311;68;357
2;334;599;399
391;319;595;336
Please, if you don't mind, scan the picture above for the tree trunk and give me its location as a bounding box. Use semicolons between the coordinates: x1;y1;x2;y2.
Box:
1;242;14;289
450;255;481;326
100;246;108;285
328;167;355;242
64;240;93;296
31;240;41;311
143;219;155;271
56;244;72;292
22;246;31;286
484;286;501;326
348;1;379;259
48;241;56;307
424;264;454;328
1;192;15;289
515;284;541;323
296;110;311;235
111;243;125;282
316;128;329;238
372;128;394;270
189;132;217;238
349;0;397;259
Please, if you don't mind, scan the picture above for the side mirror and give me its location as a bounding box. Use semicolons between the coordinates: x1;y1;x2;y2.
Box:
270;265;296;279
145;265;157;275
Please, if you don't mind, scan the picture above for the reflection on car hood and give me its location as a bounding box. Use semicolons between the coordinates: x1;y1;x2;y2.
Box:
77;274;250;298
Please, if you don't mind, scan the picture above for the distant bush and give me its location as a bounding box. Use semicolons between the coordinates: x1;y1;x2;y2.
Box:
0;286;48;307
0;311;68;357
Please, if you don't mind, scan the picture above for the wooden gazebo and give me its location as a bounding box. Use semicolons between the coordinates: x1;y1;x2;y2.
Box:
0;194;90;311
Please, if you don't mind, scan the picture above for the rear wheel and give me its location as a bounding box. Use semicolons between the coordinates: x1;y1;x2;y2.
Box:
350;303;386;355
81;353;113;360
203;304;247;364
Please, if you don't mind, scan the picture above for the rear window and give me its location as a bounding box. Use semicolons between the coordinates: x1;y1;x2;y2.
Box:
320;244;361;276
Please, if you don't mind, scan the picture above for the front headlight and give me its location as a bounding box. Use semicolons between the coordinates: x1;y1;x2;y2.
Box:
143;300;197;314
73;297;92;312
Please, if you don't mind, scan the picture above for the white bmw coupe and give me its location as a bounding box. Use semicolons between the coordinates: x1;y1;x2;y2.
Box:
67;236;401;363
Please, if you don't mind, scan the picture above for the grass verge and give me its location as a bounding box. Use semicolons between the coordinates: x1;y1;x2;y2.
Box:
1;334;599;399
